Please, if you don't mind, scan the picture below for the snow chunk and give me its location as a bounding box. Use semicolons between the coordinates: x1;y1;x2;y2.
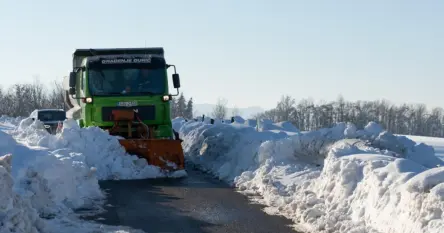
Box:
364;121;384;135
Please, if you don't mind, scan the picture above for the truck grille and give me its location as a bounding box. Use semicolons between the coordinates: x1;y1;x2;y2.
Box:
101;106;156;121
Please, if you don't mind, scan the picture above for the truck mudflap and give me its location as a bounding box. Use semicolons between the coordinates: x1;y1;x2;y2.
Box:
118;138;185;171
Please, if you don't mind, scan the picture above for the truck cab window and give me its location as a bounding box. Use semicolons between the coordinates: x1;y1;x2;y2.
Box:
88;68;166;96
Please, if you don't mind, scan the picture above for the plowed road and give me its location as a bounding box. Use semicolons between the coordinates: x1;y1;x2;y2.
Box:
85;168;300;233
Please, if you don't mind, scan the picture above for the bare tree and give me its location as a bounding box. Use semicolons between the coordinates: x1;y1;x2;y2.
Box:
275;95;296;122
0;77;65;117
252;94;444;137
255;108;279;122
212;98;228;119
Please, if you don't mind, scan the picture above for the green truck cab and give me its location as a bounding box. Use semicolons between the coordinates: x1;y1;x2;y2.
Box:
64;47;181;139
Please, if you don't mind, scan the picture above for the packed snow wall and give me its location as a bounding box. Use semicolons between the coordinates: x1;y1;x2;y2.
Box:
173;117;444;233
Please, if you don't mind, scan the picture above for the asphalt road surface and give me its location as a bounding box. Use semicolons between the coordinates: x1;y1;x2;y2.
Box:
86;168;300;233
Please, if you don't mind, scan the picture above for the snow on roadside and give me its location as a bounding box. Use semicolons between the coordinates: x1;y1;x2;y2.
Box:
0;115;25;126
179;120;289;181
1;151;136;233
0;153;46;233
175;118;444;233
172;117;186;132
0;122;109;232
401;134;444;161
0;116;182;233
13;117;187;180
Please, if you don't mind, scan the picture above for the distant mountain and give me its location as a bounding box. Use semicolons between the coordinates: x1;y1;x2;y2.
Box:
193;103;265;119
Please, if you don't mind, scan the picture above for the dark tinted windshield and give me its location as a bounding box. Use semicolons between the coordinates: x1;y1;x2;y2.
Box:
38;111;66;122
88;68;166;96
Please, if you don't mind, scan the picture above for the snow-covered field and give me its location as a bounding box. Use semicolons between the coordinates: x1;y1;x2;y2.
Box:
174;117;444;233
0;116;186;233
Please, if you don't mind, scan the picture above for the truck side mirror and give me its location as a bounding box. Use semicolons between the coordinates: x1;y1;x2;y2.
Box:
69;72;76;88
172;74;181;88
69;87;76;95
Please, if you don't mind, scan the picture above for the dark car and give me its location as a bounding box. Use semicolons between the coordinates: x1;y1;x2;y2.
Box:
30;109;66;134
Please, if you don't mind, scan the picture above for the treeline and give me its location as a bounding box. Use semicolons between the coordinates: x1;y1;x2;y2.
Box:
0;79;196;119
170;93;194;119
0;79;65;117
255;95;444;137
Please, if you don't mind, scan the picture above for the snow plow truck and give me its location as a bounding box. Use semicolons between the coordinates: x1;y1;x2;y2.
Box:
63;47;185;172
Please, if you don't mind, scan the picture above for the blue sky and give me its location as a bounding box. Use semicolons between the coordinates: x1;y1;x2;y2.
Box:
0;0;443;109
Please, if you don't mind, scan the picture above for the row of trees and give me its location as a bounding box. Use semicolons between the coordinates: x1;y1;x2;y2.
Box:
170;93;194;119
210;98;241;120
254;95;444;137
0;78;196;119
3;78;444;138
0;79;65;117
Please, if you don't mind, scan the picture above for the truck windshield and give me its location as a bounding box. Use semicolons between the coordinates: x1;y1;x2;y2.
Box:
88;68;166;96
38;111;66;122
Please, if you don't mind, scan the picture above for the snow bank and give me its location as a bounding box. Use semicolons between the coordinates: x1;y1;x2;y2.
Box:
179;121;289;181
1;152;142;233
0;115;25;126
258;119;301;133
0;117;150;232
0;124;105;231
232;118;301;134
172;117;187;132
232;116;245;124
176;120;444;233
13;118;187;180
402;135;444;161
0;154;46;233
245;119;257;128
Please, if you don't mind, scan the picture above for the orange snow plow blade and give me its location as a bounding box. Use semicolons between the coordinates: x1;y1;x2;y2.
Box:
118;139;185;171
107;109;185;171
